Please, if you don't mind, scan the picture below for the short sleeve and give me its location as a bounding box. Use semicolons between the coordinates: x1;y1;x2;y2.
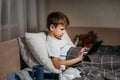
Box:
46;42;61;58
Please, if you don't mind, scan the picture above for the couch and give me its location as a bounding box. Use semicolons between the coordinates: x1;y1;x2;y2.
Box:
0;27;120;80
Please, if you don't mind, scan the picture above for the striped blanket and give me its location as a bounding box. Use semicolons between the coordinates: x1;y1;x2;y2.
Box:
66;46;120;80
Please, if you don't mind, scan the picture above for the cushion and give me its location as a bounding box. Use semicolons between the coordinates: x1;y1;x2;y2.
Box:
19;30;74;73
0;39;20;80
25;32;59;73
63;31;75;47
18;37;37;68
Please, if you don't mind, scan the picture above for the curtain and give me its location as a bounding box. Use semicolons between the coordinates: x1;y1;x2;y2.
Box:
0;0;47;42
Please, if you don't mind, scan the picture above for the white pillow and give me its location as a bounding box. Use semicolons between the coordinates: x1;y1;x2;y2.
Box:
18;37;38;68
24;31;75;73
63;30;75;47
25;32;59;73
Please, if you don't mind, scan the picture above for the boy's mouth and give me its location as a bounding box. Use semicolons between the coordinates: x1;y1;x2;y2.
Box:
60;35;63;37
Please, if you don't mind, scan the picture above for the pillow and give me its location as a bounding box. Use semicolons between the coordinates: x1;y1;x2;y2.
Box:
63;30;75;47
18;37;38;68
24;30;75;73
25;32;60;73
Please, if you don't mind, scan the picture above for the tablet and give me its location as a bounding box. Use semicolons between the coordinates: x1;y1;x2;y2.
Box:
83;40;103;61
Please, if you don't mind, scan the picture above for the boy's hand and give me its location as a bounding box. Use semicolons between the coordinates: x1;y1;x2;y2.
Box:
77;47;88;61
80;47;88;55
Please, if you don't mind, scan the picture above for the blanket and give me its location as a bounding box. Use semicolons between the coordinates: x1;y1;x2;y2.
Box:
66;46;120;80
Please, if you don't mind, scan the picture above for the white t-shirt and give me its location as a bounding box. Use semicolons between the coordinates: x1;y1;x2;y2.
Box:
46;36;72;60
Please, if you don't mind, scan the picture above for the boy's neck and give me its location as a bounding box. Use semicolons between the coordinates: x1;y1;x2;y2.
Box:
48;32;61;40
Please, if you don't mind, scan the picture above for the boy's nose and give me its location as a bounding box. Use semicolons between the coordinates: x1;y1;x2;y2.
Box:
63;30;65;33
62;32;65;35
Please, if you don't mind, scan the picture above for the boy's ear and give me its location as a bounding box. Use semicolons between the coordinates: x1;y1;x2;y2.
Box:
50;24;55;31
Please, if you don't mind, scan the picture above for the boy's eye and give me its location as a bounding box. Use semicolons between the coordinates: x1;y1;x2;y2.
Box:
61;29;64;30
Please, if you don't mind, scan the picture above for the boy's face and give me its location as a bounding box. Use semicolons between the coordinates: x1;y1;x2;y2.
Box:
50;24;66;40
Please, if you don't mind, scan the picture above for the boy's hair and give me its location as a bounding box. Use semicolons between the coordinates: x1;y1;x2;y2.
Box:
47;11;69;30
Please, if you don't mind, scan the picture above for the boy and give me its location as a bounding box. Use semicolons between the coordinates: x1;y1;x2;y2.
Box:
46;11;87;69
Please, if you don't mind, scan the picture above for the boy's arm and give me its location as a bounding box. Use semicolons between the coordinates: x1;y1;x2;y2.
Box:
51;55;83;69
51;47;87;69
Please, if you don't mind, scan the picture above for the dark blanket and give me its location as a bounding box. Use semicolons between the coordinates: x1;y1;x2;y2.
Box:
66;46;120;80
